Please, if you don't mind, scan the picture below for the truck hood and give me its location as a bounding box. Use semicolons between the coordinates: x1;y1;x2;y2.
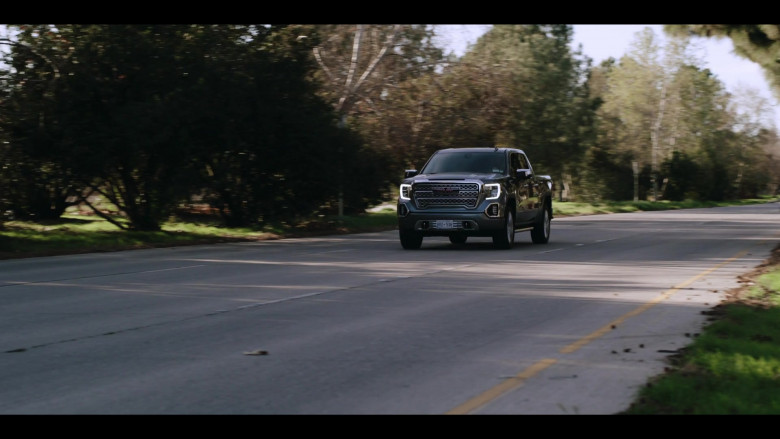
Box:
411;172;503;182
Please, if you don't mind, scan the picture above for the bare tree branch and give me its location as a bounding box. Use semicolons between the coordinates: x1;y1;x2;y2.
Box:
354;25;401;93
312;46;334;82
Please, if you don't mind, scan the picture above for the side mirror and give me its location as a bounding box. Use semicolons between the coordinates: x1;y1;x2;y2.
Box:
515;169;531;180
404;169;418;178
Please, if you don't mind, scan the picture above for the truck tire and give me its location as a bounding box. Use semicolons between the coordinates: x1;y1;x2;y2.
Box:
531;205;551;244
399;230;423;249
492;210;514;249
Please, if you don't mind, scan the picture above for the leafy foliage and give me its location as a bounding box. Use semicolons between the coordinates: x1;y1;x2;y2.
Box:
1;25;370;229
664;25;780;102
1;23;778;230
423;25;596;197
586;26;778;201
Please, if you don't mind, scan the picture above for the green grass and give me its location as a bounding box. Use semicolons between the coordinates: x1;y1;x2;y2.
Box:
553;197;780;217
751;271;780;307
621;298;780;414
610;196;780;413
0;209;398;260
3;197;780;414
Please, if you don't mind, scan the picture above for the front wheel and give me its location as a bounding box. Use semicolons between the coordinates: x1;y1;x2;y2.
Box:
531;206;551;244
492;209;515;249
399;230;423;249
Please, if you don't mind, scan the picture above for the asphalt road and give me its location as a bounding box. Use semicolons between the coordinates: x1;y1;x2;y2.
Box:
1;202;778;414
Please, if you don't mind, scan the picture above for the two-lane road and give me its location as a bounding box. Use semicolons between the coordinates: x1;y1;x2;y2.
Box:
1;203;778;414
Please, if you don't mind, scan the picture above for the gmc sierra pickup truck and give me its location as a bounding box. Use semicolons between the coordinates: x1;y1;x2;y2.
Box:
397;147;553;249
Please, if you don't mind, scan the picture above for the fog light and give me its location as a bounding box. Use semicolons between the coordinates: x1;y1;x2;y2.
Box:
485;203;499;217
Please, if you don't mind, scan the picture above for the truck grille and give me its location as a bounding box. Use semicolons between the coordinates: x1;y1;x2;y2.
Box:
413;182;480;209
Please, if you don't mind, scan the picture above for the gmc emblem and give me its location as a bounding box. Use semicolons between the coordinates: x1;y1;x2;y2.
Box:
433;187;459;195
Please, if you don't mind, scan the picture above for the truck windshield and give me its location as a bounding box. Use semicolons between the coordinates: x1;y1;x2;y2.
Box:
421;151;506;174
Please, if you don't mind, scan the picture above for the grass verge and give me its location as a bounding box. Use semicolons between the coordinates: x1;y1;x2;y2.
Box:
552;198;778;217
0;209;398;260
620;245;780;414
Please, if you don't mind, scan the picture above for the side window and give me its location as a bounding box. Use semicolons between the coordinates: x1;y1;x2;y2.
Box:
517;153;530;170
510;153;522;173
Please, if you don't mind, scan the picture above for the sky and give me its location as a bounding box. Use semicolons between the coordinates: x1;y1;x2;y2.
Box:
435;25;780;130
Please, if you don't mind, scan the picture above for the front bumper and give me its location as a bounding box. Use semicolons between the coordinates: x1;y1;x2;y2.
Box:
397;201;505;237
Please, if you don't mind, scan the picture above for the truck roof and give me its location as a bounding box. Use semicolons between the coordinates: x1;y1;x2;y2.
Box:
435;147;525;154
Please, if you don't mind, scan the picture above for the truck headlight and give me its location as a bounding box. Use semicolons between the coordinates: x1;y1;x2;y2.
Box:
400;184;412;201
484;183;501;200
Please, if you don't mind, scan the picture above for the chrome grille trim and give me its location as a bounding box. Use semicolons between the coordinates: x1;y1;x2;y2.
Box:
412;182;480;209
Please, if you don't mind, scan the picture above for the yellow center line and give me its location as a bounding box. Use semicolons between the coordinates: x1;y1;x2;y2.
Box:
446;248;753;414
560;249;748;354
445;358;558;415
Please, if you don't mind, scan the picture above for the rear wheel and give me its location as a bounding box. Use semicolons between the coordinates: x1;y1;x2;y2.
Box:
531;206;551;244
399;230;423;249
492;209;514;249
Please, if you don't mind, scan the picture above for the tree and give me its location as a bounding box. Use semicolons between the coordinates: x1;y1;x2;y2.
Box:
726;85;778;197
171;25;362;225
0;41;13;229
662;25;780;199
2;25;367;229
0;25;84;220
661;150;699;200
590;27;745;201
598;27;666;200
500;25;595;198
664;25;780;101
427;25;595;199
301;24;445;211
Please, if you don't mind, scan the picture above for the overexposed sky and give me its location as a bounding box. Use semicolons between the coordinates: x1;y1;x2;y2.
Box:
436;24;779;129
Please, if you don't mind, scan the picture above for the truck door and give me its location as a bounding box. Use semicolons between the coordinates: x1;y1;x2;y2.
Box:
511;152;536;223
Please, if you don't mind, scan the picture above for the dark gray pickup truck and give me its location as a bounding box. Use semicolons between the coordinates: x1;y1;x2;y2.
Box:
397;147;553;249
